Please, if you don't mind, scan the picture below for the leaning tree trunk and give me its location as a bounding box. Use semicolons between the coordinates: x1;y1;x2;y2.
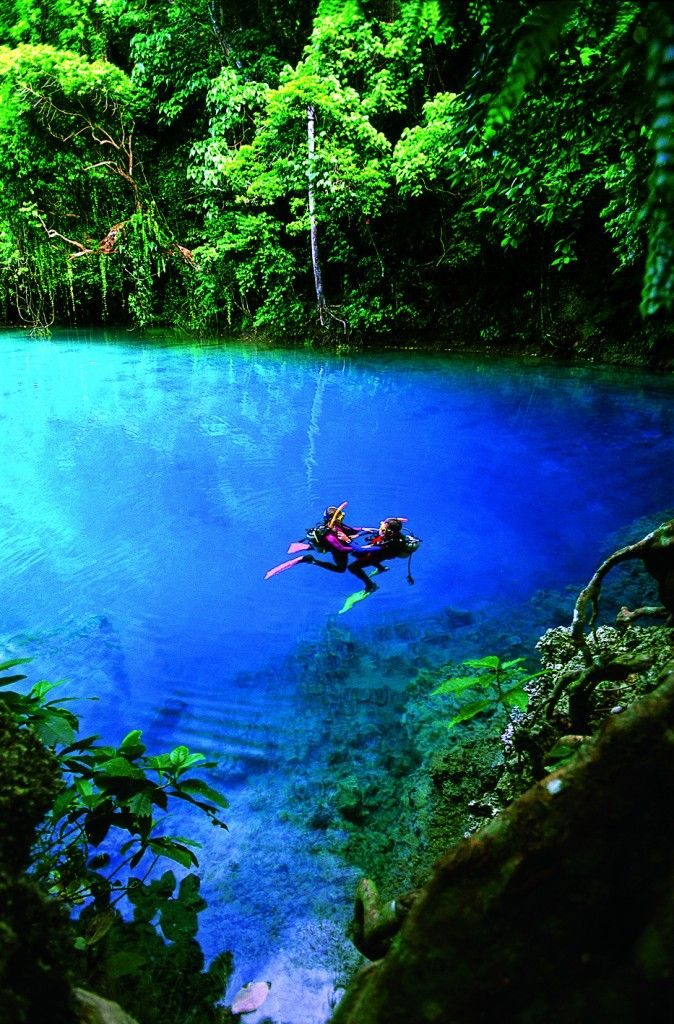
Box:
307;103;334;328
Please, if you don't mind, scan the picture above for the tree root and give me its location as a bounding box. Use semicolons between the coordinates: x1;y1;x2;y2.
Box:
570;518;674;664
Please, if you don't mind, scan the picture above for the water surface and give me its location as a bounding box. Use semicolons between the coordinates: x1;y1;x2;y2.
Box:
2;329;673;1021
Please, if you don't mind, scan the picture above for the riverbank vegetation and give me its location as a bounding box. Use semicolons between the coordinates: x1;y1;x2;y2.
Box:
1;1;673;361
0;658;233;1023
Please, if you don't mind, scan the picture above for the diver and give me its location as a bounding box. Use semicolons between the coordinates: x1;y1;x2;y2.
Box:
302;503;378;591
348;517;420;587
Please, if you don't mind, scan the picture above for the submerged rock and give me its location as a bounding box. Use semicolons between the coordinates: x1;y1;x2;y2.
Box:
75;988;140;1024
230;980;270;1014
331;660;674;1023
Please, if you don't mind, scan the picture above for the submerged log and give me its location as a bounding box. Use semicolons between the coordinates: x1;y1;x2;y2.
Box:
332;660;674;1024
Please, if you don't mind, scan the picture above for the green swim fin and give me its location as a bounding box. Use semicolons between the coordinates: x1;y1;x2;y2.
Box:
338;589;372;614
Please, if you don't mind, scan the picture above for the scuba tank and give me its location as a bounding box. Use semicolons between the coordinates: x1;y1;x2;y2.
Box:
305;523;331;552
400;529;421;555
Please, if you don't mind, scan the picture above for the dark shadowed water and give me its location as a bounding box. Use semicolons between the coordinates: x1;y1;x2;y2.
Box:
2;329;673;1021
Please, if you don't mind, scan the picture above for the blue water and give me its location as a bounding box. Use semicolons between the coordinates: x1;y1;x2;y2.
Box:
2;329;674;1021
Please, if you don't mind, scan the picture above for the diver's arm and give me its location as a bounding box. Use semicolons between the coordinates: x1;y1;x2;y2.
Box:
324;533;356;553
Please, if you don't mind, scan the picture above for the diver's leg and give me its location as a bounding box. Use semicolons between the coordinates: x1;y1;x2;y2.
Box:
303;554;347;573
348;561;378;592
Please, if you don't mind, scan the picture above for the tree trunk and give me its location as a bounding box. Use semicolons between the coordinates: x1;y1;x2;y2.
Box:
307;103;328;325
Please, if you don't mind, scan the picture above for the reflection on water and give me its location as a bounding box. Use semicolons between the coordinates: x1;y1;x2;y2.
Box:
2;329;674;1021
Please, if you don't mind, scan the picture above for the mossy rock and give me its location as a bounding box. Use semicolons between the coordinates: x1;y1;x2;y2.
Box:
0;704;61;872
0;705;76;1024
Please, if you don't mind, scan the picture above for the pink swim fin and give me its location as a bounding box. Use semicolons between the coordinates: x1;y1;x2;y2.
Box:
287;541;311;554
264;555;305;580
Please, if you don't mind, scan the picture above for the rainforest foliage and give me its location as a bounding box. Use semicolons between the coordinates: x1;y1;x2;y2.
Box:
1;0;673;354
0;658;232;1023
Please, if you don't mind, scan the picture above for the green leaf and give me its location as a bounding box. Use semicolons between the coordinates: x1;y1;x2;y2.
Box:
501;657;526;670
127;792;154;819
544;739;580;769
82;907;118;946
504;688;529;712
119;729;143;748
118;729;146;758
0;658;32;671
447;697;493;729
0;673;28;686
169;745;205;771
463;656;500;670
107;951;147;979
94;757;145;779
147;753;173;771
60;735;99;755
432;674;488;696
177;777;229;810
31;679;66;700
149;838;199;868
51;787;77;820
33;710;77;747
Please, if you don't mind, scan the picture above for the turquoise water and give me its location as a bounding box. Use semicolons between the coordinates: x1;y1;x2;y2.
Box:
2;329;674;1020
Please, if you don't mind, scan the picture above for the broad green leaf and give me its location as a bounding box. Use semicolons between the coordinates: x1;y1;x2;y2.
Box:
447;697;492;729
149;838;199;868
177;777;229;809
107;951;147;979
31;679;65;700
169;746;205;770
51;787;77;820
83;907;118;946
147;753;172;771
75;778;95;799
119;729;143;749
463;656;500;670
165;835;201;848
127;792;154;819
432;674;489;696
33;710;77;747
118;730;146;758
94;757;145;779
504;689;529;712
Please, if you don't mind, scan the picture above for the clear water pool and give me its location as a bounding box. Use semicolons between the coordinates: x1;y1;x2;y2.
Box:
2;329;673;1021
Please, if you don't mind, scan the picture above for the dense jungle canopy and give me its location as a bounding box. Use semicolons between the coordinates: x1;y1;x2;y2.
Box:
1;0;674;358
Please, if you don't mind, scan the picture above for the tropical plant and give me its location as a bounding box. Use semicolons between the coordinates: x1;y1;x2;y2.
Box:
0;655;228;920
432;654;543;729
0;655;233;1021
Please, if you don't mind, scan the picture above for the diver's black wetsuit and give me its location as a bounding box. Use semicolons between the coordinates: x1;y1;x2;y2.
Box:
350;530;408;573
306;522;375;589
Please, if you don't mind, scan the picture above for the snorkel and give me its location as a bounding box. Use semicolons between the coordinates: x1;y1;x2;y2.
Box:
328;502;348;528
